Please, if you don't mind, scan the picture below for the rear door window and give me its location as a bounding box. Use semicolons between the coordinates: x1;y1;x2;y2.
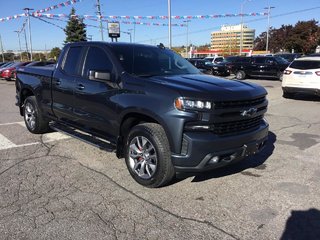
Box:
62;46;83;76
290;60;320;70
252;57;266;64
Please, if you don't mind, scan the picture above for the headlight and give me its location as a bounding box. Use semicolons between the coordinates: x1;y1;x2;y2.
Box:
175;98;212;111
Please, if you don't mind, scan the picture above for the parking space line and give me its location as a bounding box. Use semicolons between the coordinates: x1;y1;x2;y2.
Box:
0;133;17;150
0;121;24;126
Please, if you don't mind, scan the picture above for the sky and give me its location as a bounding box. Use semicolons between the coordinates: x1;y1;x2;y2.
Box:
0;0;319;51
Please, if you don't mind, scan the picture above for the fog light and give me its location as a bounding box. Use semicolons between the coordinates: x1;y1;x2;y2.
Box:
209;156;219;164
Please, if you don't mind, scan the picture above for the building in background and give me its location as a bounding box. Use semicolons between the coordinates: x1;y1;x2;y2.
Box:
210;24;255;55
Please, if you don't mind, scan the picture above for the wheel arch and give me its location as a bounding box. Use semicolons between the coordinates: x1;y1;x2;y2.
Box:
116;110;174;159
19;87;35;116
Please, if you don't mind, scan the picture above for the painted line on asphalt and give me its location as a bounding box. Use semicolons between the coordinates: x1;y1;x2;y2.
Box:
0;121;24;126
0;133;17;150
0;122;71;151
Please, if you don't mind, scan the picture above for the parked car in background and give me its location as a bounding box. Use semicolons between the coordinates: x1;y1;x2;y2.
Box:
275;53;301;62
188;58;229;76
232;56;290;80
0;62;14;76
188;58;215;74
0;62;30;81
219;56;251;74
0;62;9;67
204;56;224;64
282;57;320;98
24;61;56;67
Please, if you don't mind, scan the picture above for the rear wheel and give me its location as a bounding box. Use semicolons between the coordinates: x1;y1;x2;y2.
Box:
125;123;175;188
235;70;246;80
24;96;49;134
278;72;284;81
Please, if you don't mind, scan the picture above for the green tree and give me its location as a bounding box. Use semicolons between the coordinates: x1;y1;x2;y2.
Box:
64;7;87;43
49;47;61;60
254;20;320;54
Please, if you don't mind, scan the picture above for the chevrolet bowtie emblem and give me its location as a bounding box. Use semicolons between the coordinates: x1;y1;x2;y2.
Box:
240;108;257;117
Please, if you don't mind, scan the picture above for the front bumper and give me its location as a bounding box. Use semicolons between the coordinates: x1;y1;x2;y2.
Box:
282;87;320;96
172;121;269;172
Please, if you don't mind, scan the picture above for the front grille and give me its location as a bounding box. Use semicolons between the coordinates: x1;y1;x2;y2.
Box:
214;97;266;109
211;115;263;135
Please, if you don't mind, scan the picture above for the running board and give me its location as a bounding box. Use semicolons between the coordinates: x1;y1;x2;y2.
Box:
49;122;116;152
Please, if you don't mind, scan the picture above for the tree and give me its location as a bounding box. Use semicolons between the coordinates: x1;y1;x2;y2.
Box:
254;20;320;54
64;7;87;43
49;47;61;60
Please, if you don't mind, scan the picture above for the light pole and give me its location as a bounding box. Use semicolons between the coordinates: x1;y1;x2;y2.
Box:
0;34;4;62
96;0;104;41
183;20;190;58
14;30;23;61
168;0;172;49
264;6;275;53
128;29;133;43
23;8;34;61
240;0;251;55
23;28;29;60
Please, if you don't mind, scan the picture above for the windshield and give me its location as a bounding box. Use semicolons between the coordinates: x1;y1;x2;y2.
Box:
109;45;200;77
290;60;320;70
275;57;289;64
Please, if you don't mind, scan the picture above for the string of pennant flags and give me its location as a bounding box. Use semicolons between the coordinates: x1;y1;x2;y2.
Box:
0;0;81;22
42;16;187;27
33;12;269;20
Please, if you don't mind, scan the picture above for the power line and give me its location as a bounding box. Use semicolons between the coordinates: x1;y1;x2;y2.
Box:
137;6;320;44
32;15;65;30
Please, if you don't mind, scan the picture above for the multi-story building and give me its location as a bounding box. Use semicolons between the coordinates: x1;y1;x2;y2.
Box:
211;24;255;55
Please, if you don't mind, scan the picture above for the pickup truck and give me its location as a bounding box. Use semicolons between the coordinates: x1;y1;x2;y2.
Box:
16;42;269;188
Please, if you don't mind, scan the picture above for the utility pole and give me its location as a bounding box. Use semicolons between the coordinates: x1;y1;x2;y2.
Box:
14;31;23;61
168;0;172;49
0;34;5;62
240;0;251;55
23;28;29;60
264;6;275;53
96;0;104;41
183;20;190;58
24;8;34;61
128;29;133;43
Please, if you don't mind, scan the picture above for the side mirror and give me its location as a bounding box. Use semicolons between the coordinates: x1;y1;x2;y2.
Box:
89;70;111;81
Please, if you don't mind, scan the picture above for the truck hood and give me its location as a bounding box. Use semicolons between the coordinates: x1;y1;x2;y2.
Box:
148;74;267;101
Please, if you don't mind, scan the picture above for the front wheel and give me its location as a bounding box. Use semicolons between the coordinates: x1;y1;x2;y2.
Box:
235;70;246;80
23;96;49;134
125;123;175;188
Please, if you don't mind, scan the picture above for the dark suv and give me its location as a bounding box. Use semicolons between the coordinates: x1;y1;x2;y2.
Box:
233;56;290;80
188;58;230;76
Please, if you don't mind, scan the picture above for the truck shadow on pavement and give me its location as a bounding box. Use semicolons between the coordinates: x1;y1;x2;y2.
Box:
280;208;320;240
175;131;276;183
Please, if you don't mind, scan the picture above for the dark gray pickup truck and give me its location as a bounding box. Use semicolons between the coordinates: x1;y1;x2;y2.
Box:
16;42;269;187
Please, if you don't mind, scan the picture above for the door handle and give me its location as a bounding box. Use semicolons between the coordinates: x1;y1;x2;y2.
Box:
55;80;61;85
77;84;85;90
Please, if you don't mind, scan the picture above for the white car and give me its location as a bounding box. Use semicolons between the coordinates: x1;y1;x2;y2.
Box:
282;57;320;98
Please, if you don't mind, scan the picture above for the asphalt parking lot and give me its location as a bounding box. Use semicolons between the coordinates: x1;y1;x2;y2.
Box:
0;78;319;240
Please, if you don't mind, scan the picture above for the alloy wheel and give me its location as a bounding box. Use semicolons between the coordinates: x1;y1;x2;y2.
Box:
25;102;36;130
128;136;158;180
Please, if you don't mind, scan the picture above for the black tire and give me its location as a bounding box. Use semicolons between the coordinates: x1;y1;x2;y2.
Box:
235;70;246;80
23;96;49;134
125;123;175;188
278;72;284;81
282;91;294;99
